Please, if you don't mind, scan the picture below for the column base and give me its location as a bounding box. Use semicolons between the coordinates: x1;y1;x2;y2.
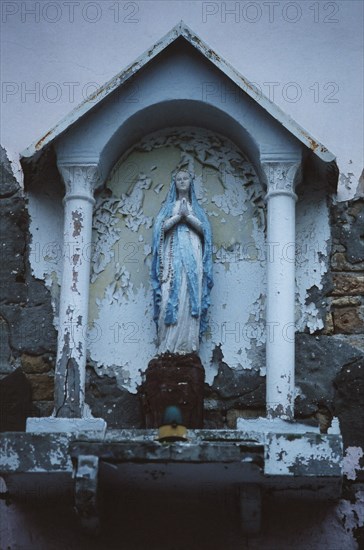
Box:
26;416;107;435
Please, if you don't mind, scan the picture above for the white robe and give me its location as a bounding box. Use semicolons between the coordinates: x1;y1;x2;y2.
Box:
157;200;203;354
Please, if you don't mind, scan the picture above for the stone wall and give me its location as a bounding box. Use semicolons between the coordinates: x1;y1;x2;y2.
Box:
0;147;57;427
328;199;364;470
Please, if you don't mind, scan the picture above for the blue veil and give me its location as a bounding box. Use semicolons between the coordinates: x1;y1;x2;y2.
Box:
151;172;213;340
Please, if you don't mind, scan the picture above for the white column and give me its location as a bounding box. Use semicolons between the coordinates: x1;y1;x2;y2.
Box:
54;164;101;418
262;161;301;420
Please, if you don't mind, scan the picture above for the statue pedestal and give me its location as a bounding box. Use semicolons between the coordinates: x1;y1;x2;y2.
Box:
139;353;205;428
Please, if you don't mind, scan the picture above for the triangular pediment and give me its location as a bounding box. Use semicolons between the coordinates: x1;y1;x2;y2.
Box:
21;21;334;165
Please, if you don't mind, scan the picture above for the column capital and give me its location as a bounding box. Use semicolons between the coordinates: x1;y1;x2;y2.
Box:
58;163;102;205
262;161;302;201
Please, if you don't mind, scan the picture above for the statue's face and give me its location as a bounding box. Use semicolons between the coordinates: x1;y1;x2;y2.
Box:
175;171;191;195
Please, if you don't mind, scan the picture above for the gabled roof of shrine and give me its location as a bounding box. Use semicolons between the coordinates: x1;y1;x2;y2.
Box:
21;21;335;163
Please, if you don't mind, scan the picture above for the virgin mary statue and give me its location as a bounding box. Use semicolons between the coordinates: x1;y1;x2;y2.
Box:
151;169;213;355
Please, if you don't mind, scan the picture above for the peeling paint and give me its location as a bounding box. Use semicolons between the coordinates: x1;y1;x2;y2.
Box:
0;441;20;469
71;267;79;294
343;446;364;480
337;491;364;543
295;188;331;333
265;433;342;476
72;210;83;237
34;129;53;151
26;125;334;396
88;128;266;390
91;197;123;283
55;331;82;418
0;434;73;472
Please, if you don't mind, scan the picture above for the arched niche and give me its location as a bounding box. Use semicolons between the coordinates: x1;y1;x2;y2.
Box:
87;126;266;391
96;100;263;185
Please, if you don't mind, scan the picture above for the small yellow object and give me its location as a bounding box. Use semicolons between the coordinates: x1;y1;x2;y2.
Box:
157;424;188;442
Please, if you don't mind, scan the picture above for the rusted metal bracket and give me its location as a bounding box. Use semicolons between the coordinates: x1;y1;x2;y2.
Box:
73;454;100;534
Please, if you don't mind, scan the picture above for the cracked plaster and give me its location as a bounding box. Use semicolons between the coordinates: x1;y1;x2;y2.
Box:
88;128;266;391
295;187;331;333
25;128;332;393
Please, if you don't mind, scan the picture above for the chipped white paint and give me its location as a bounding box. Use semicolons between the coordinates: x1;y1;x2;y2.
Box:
118;173;153;232
343;446;364;481
295;189;331;332
89;284;155;391
265;434;342;476
54;163;102;417
262;160;301;419
2;149;24;188
25;126;334;401
91;197;123;283
90;174;153;283
200;261;265;375
337;490;364;540
236;417;320;436
26;417;107;436
27;187;63;285
88;128;267;390
0;441;20;470
328;417;341;434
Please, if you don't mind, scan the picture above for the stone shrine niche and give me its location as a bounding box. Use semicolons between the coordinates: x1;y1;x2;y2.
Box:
13;24;345;540
87;127;266;392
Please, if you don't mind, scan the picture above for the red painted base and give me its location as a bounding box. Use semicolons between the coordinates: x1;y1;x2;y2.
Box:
139;353;205;428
